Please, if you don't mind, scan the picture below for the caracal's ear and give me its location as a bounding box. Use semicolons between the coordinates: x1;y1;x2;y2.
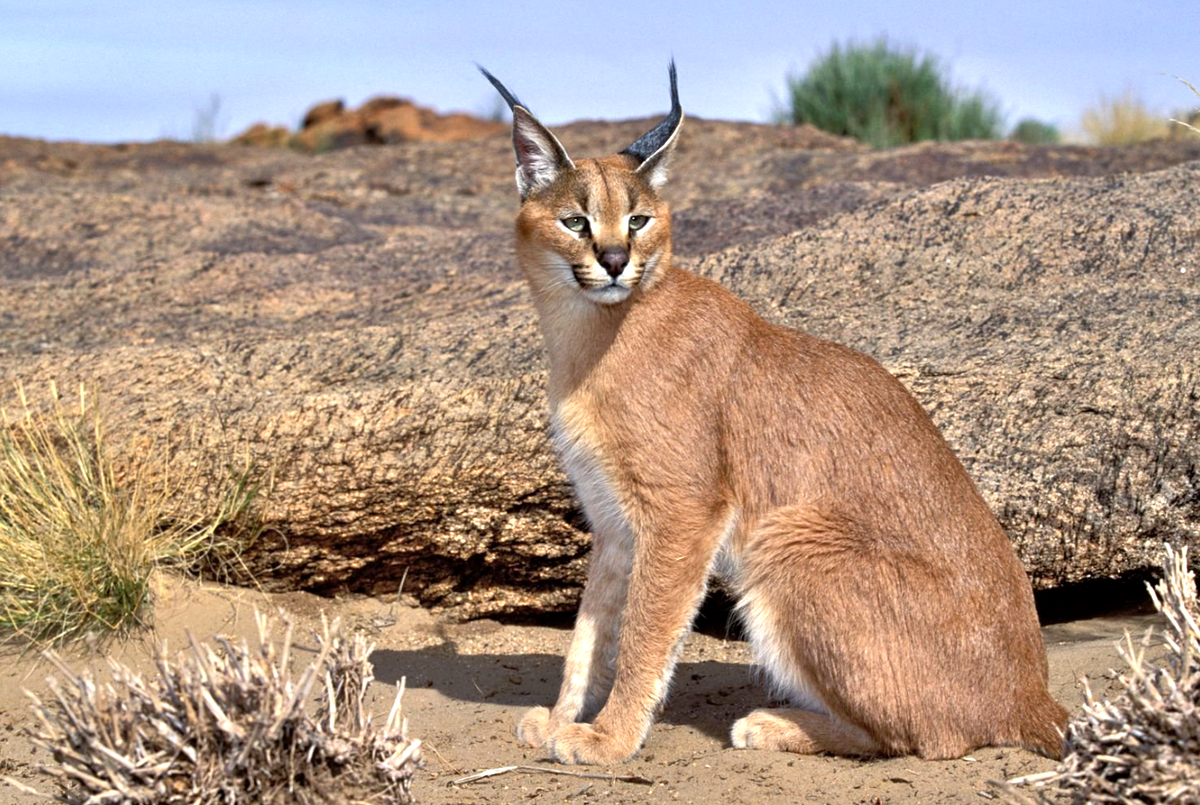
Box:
510;107;575;198
621;60;684;190
478;64;575;199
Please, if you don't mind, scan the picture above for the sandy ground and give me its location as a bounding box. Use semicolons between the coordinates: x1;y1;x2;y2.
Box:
0;576;1161;805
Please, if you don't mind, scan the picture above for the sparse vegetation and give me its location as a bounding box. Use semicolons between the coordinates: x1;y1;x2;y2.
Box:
0;383;260;645
1079;88;1171;145
1170;76;1200;137
11;613;422;803
775;38;1005;148
996;544;1200;803
1010;118;1060;145
191;93;224;143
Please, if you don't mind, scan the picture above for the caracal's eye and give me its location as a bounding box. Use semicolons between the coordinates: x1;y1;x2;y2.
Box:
628;215;650;232
563;216;588;233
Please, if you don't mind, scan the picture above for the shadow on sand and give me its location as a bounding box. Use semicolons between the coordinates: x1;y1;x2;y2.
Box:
370;626;764;744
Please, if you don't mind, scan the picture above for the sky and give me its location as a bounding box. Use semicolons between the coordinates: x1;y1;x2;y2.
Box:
2;0;1198;143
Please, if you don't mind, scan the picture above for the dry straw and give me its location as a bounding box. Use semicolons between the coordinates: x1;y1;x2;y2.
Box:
1169;76;1200;136
996;544;1199;803
1079;88;1172;145
6;612;422;803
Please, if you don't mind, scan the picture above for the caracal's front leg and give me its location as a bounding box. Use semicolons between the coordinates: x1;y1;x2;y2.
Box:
546;510;728;764
517;527;631;747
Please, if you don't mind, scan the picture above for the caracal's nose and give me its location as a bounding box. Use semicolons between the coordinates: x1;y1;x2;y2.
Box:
598;248;630;277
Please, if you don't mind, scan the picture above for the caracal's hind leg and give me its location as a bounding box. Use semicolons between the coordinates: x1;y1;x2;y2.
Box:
730;505;889;756
732;708;880;756
730;503;1030;760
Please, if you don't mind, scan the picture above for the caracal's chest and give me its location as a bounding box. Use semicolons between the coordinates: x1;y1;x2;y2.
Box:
549;395;636;544
548;393;742;584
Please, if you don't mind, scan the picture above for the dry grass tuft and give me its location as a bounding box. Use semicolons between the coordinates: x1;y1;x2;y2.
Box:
0;383;259;645
9;611;422;803
1170;77;1200;137
996;544;1199;803
1080;89;1172;145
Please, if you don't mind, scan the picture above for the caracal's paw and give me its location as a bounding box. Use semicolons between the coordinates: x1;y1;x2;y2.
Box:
547;722;638;765
731;710;794;751
516;706;553;748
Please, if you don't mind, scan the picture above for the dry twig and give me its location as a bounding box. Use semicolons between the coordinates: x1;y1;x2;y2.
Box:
10;611;422;803
995;544;1199;804
451;764;654;787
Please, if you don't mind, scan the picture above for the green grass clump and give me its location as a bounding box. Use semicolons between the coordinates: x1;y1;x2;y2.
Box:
775;38;1005;148
0;384;259;645
1010;118;1060;145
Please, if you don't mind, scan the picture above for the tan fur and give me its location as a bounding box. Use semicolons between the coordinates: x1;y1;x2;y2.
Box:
500;94;1068;766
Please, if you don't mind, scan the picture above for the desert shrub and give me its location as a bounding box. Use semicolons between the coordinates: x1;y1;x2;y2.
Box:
775;38;1005;148
1010;118;1060;145
996;544;1199;803
10;613;422;803
0;383;260;645
1080;88;1171;145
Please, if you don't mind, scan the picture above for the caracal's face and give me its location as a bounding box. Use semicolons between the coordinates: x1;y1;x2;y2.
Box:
516;155;673;306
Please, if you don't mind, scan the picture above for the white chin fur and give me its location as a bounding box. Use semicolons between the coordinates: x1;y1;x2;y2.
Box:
585;285;632;305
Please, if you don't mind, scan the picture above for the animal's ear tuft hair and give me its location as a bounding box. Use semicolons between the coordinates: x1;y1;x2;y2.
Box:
477;64;529;115
478;64;575;199
622;60;684;189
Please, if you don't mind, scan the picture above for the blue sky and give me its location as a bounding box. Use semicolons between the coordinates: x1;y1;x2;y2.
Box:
3;0;1197;142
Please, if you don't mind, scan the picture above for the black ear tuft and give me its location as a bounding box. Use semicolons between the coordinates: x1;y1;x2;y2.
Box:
477;64;530;115
478;64;575;198
621;60;682;164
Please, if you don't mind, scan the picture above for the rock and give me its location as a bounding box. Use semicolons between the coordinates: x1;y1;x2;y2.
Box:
238;95;506;152
230;123;291;148
696;170;1200;589
302;99;345;129
0;126;1198;618
366;104;506;144
288;115;370;152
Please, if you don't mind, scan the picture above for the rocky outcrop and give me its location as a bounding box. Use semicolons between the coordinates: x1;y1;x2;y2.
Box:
231;96;507;152
230;123;291;149
301;100;346;129
1;125;1198;617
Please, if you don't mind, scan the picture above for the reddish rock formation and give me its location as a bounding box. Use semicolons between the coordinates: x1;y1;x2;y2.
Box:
231;96;507;152
302;99;345;129
230;122;290;148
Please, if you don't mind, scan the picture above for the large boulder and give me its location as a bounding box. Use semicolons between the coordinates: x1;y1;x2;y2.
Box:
1;125;1198;618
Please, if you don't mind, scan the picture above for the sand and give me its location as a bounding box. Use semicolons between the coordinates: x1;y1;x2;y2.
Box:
0;576;1160;804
